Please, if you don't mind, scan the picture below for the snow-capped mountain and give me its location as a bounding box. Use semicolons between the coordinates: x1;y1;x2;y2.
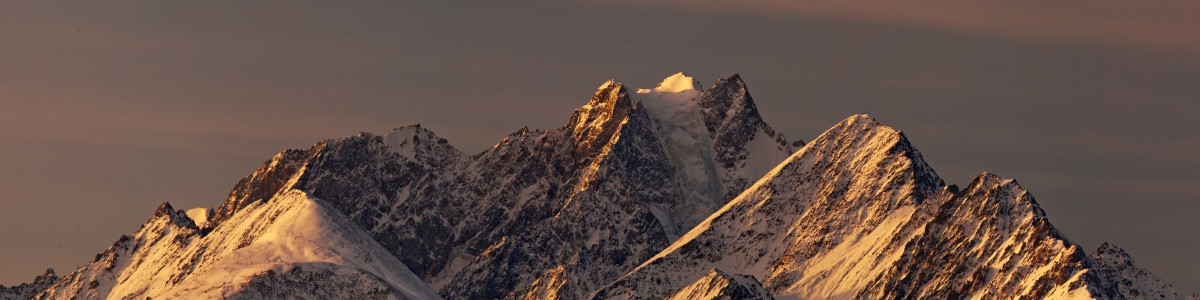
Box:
9;72;1186;300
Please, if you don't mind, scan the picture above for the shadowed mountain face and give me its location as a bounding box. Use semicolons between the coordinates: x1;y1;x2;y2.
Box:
15;74;1183;300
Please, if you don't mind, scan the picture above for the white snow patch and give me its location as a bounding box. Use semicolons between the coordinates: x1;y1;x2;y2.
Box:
784;206;919;299
738;130;792;182
185;207;214;228
640;72;699;93
383;126;420;158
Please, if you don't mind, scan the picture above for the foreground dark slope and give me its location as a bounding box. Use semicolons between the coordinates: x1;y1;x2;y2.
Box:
7;73;1185;300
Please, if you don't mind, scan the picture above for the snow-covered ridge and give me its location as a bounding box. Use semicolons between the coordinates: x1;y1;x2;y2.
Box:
594;113;943;299
36;191;441;299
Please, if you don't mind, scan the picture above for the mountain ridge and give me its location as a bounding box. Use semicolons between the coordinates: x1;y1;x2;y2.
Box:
6;72;1185;300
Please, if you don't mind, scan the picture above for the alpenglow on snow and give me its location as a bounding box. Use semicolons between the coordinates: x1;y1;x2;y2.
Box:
5;72;1187;300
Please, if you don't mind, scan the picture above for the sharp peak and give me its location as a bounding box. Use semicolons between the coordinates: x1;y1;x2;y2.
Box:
835;114;912;138
385;123;449;138
797;114;923;171
597;79;626;90
1096;242;1130;256
702;73;749;95
974;171;1003;182
387;123;423;133
565;79;647;155
706;268;733;278
572;79;634;118
955;172;1048;219
513;125;529;135
25;268;59;285
153;201;178;218
701;73;750;97
493;126;533;147
153;201;199;229
802;113;944;192
964;172;1022;191
712;73;745;85
803;114;899;146
815;114;892;139
840;113;882;126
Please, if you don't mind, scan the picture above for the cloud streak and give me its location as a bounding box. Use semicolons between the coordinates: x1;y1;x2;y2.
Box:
592;0;1200;53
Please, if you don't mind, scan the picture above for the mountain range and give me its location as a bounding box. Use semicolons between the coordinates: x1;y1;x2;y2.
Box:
1;72;1189;299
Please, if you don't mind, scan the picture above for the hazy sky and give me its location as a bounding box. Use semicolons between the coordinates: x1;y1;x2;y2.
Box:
1;1;1197;292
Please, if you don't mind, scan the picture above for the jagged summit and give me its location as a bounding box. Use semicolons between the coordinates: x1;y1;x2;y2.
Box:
1096;242;1130;259
382;123;461;165
566;80;637;156
152;202;199;230
698;74;752;134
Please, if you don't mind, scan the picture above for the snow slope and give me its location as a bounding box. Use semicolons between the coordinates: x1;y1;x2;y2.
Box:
666;269;773;300
35;190;440;300
593;114;944;299
594;114;1167;299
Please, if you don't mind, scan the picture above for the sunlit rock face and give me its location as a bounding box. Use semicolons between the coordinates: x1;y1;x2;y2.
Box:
22;73;1181;300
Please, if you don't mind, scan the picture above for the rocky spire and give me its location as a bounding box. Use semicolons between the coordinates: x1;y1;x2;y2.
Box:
566;80;636;156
